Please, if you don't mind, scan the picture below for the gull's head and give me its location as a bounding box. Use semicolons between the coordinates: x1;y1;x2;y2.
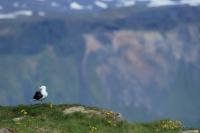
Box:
39;85;47;91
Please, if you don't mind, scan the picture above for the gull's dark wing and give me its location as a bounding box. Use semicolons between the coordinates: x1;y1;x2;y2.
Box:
33;91;43;100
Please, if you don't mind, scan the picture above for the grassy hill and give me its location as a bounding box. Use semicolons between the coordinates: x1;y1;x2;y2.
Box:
0;104;185;133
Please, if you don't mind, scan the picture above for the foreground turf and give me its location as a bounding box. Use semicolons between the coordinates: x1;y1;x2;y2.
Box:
0;104;184;133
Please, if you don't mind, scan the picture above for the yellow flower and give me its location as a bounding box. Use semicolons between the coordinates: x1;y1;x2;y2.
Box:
106;111;113;116
20;109;28;115
160;120;182;130
20;109;25;113
90;126;98;132
23;111;28;115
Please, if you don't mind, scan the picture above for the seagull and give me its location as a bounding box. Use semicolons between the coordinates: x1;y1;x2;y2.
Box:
32;85;48;104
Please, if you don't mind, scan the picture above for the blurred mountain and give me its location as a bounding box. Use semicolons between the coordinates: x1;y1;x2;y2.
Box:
0;5;200;127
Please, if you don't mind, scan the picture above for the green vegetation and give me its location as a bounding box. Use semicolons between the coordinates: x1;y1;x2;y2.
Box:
0;104;184;133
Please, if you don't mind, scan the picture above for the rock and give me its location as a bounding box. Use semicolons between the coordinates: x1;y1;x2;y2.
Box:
13;116;25;122
63;106;85;114
0;128;13;133
113;112;123;121
63;106;122;121
63;106;100;115
183;130;199;133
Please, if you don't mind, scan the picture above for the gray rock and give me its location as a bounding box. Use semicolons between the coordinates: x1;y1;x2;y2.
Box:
183;130;199;133
0;128;13;133
13;116;25;122
63;106;100;115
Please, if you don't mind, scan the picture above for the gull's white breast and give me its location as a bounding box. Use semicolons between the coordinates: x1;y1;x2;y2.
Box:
41;89;48;99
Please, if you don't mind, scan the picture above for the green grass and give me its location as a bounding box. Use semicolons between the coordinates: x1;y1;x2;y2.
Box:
0;104;183;133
